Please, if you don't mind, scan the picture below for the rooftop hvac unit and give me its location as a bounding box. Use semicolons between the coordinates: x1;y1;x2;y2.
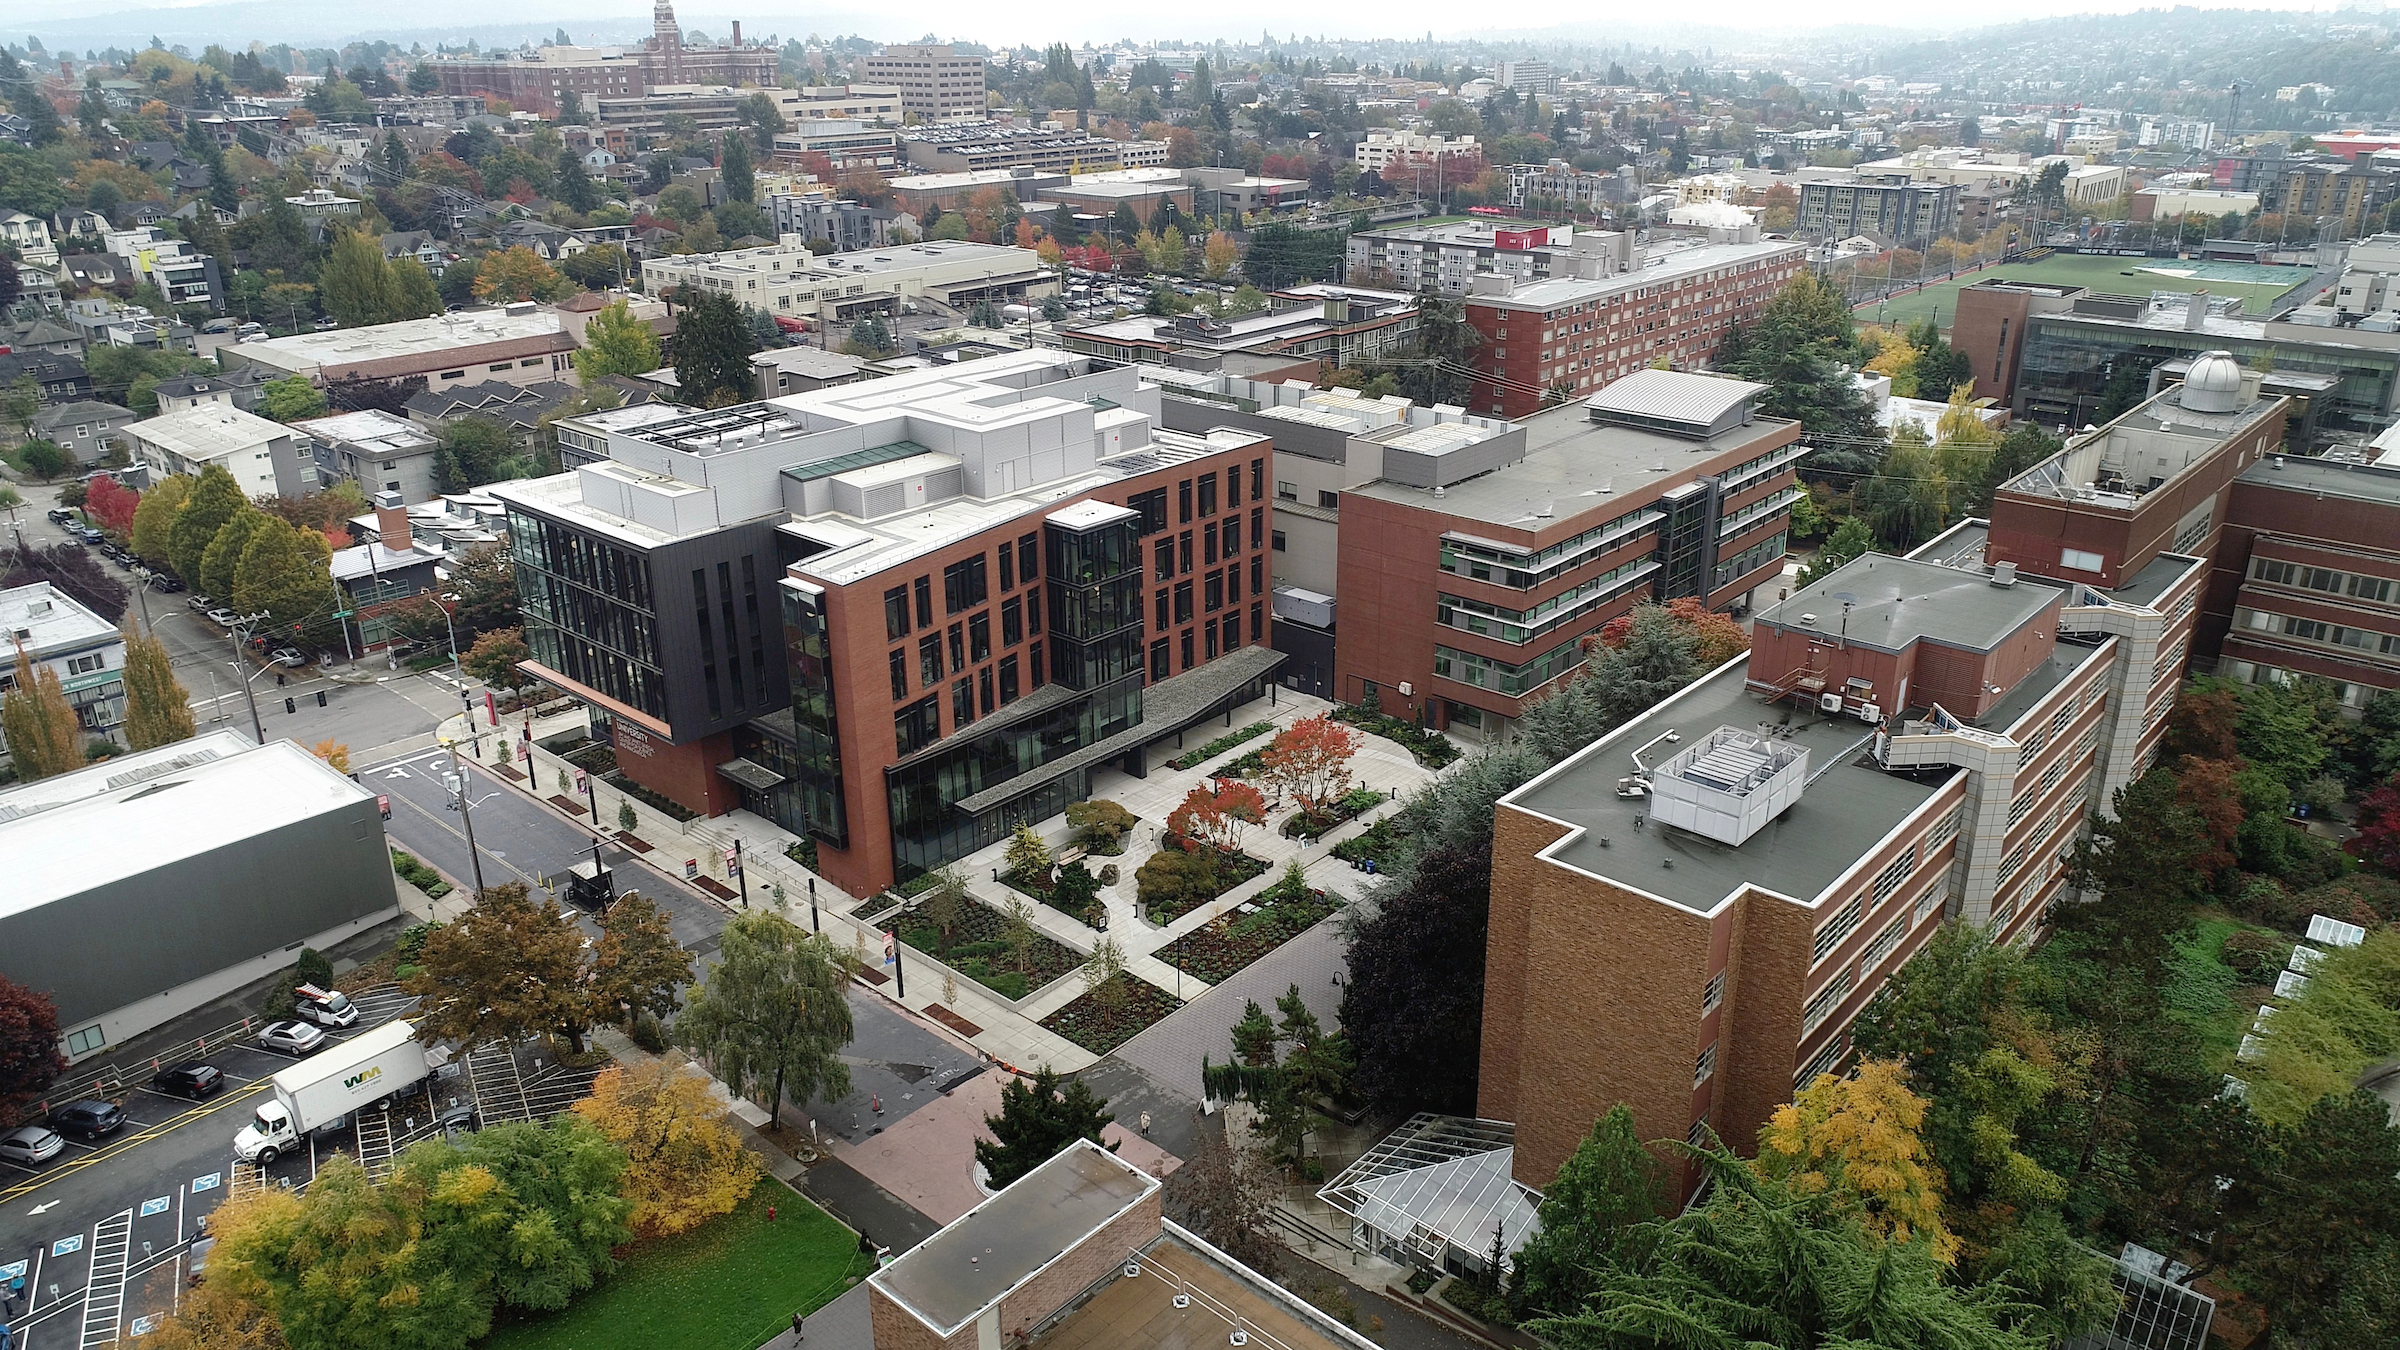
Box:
1819;693;1844;713
1860;704;1884;725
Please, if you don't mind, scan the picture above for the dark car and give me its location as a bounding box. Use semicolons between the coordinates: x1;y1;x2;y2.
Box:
150;573;186;593
74;526;105;544
151;1062;225;1099
48;1099;127;1140
46;507;76;525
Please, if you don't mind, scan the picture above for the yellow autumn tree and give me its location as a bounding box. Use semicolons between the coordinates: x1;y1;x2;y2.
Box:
571;1059;761;1236
310;739;351;774
148;1186;300;1350
1202;230;1239;280
1860;326;1923;397
1755;1057;1958;1263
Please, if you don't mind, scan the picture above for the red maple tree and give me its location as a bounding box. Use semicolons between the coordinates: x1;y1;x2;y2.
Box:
85;474;140;536
1166;780;1269;856
2349;775;2400;875
1591;597;1750;668
1260;713;1363;817
0;975;66;1118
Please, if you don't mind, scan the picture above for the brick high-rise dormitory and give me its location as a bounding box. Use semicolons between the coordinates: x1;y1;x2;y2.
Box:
1478;352;2288;1196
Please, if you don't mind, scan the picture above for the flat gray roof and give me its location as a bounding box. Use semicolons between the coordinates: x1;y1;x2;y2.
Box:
1348;403;1795;528
1755;553;2064;655
2239;454;2400;507
1582;368;1765;428
1503;661;1955;913
870;1140;1158;1336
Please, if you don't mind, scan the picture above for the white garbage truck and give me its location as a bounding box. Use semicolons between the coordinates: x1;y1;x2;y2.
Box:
233;1019;432;1164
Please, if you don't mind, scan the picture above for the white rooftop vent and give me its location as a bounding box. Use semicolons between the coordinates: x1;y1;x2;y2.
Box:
2180;350;2244;414
1645;725;1809;847
1990;561;2018;587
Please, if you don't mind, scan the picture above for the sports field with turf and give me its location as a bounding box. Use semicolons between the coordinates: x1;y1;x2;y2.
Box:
1855;251;2315;330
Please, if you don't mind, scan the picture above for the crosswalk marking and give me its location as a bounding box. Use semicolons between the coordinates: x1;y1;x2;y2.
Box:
79;1209;132;1348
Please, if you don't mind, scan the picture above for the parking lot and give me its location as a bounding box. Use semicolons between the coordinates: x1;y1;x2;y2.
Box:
0;983;596;1348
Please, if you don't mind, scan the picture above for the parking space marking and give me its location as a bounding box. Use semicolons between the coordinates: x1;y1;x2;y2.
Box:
0;1081;270;1204
189;1174;218;1193
51;1234;81;1257
138;1198;169;1218
130;1316;156;1336
1;1258;24;1280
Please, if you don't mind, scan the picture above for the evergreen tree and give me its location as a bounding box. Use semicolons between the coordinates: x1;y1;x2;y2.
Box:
1;648;81;780
387;258;443;321
167;465;247;585
0;51;63;146
381;130;411;179
975;1066;1116;1188
318;227;396;328
1511;1105;1666;1319
198;505;268;602
129;474;193;564
119;623;195;750
670;290;758;406
718;131;754;205
232;514;339;641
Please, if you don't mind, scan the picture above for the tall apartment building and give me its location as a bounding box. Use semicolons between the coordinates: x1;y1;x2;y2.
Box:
860;44;988;122
1796;176;1961;246
1461;239;1809;418
1353;129;1483;176
1148;368;1805;731
1494;60;1555;96
1345;219;1635;297
432;1;775;117
499;352;1282;897
1477;362;2280;1195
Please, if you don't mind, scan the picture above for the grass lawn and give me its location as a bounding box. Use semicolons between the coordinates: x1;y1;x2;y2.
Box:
1859;252;2313;330
482;1179;873;1350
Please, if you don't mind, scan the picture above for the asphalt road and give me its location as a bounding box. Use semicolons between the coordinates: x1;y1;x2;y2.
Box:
362;743;733;953
0;989;424;1350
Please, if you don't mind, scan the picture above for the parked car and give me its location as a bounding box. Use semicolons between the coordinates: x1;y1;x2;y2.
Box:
151;1061;226;1099
48;1099;127;1141
256;1020;327;1056
435;1102;478;1139
291;984;358;1028
0;1126;64;1167
205;608;239;627
150;573;186;593
270;647;306;667
188;594;215;612
74;526;105;544
46;507;76;525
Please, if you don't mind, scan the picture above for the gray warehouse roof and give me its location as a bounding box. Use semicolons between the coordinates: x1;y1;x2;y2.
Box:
0;732;377;915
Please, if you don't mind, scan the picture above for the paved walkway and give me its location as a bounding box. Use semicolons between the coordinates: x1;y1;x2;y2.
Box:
446;691;1433;1079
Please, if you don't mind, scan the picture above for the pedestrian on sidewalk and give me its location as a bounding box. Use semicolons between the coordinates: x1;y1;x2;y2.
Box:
791;1312;804;1340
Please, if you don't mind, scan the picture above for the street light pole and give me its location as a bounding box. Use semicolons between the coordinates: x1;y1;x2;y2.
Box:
443;741;489;895
229;612;268;743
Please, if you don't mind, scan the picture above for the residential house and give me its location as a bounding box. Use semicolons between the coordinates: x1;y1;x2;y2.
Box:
749;347;869;398
291;409;444;501
0;351;93;404
0;584;126;754
331;494;447;651
5;319;82;357
380;231;448;277
0;210;58;265
121;405;310;498
28;400;139;466
152;369;269;415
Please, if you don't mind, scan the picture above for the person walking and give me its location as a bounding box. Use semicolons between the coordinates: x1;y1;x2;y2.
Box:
790;1312;804;1340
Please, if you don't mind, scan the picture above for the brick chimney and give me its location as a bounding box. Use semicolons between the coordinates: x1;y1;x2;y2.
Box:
374;490;413;554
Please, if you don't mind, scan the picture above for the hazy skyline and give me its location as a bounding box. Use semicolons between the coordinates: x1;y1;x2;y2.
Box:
12;0;2388;53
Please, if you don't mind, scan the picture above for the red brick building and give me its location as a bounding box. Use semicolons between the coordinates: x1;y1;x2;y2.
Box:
502;352;1283;898
432;1;777;117
1462;239;1806;420
2202;452;2400;709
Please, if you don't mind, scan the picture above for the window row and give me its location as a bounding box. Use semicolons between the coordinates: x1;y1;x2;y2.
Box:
2253;556;2400;605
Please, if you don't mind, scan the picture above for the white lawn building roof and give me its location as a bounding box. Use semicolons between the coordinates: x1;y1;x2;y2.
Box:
0;731;378;915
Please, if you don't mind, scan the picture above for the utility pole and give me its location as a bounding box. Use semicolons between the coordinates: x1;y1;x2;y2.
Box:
442;743;489;895
229;612;268;743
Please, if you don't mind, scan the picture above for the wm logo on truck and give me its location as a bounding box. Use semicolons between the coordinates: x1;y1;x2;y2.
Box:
345;1066;384;1091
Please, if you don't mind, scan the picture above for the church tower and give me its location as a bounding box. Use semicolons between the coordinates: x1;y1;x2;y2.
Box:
650;0;684;83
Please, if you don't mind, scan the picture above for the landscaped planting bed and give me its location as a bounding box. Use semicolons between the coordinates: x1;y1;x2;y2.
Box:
1333;705;1461;768
601;770;699;821
1039;975;1184;1054
1282;787;1388;840
1139;848;1271;925
1169;719;1276;770
1154;871;1343;984
884;899;1083;1001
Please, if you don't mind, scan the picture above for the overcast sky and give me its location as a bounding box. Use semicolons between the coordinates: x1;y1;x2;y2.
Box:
16;0;2376;51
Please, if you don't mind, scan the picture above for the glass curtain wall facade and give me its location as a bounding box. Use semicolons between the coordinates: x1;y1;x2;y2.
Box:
883;512;1150;883
781;583;849;847
509;508;668;720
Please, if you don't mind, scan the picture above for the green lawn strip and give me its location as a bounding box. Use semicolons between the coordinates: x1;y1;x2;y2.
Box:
1859;253;2308;329
482;1178;872;1350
